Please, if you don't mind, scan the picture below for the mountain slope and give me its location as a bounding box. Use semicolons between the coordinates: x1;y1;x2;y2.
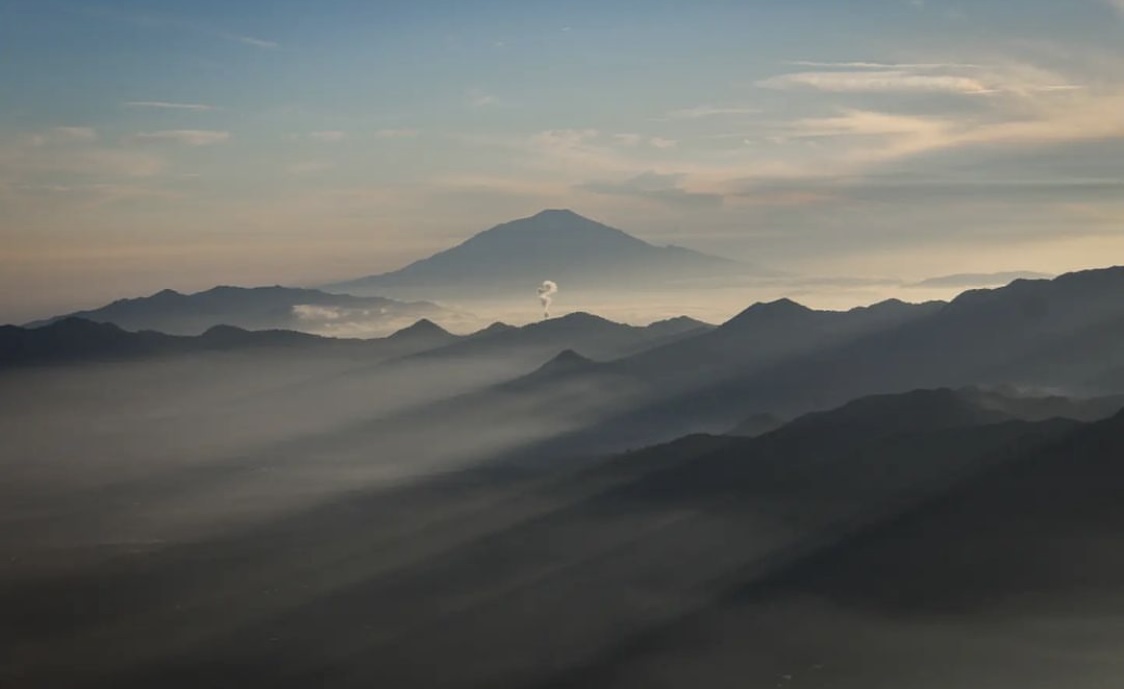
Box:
727;385;1124;438
0;318;178;366
27;286;454;337
539;410;1124;689
617;297;945;383
516;265;1124;449
404;311;713;371
2;386;1086;689
325;209;745;299
0;317;462;368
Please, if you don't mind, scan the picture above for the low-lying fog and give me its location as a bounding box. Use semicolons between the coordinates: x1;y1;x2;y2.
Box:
391;282;964;335
0;347;607;555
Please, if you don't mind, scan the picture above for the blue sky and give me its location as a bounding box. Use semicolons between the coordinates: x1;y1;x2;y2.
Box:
2;0;1123;321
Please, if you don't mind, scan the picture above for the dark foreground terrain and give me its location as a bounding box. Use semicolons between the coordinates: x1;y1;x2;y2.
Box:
3;388;1122;688
5;268;1124;688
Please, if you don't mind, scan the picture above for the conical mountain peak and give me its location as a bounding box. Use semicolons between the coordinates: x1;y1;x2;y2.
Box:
324;210;743;298
388;318;451;341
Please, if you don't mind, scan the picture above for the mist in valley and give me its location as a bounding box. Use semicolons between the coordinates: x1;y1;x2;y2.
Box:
6;267;1124;688
6;0;1124;685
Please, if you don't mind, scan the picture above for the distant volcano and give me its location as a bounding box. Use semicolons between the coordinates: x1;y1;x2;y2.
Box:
324;209;748;299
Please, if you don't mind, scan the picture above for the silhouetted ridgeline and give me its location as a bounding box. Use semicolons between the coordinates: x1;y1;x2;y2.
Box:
486;265;1124;450
0;317;451;367
26;285;454;336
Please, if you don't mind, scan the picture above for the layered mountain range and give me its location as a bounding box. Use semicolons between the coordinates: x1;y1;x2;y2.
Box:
5;236;1124;689
25;285;456;337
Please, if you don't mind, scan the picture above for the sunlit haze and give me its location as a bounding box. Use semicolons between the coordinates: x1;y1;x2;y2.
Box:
6;4;1124;685
2;1;1123;322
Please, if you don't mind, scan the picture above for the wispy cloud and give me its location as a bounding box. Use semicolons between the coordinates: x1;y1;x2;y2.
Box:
789;61;981;69
760;70;996;94
6;182;183;208
309;131;347;143
1107;0;1124;16
659;105;761;120
375;128;420;139
86;7;279;50
780;75;1124;164
610;133;678;149
132;130;231;146
467;127;796;198
460;128;655;183
761;62;1083;96
1;131;164;178
125;101;217;111
220;33;278;49
453;53;1124;219
579;171;724;209
791;109;950;143
286;160;335;176
22;127;98;147
468;89;499;108
52;127;98;142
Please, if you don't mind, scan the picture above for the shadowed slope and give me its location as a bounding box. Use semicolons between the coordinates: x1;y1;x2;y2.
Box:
536;412;1124;689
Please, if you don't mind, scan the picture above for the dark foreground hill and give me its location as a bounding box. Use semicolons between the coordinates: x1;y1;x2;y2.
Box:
540;410;1124;689
3;388;1121;688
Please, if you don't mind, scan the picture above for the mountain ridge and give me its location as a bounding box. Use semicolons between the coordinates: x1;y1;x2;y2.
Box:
0;316;467;368
25;285;454;337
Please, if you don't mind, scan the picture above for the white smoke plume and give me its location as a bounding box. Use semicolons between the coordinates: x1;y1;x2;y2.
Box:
537;280;559;319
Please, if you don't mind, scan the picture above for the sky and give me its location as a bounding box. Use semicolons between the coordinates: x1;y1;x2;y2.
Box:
2;0;1123;323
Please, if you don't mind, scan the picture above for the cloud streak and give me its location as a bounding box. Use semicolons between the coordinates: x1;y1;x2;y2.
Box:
760;62;1083;96
0;131;165;179
220;33;278;49
309;131;347;143
660;105;761;120
376;128;420;139
579;172;724;208
788;61;982;69
51;127;98;142
759;70;996;94
86;7;279;50
286;160;335;176
133;130;231;146
125;101;217;111
468;89;499;108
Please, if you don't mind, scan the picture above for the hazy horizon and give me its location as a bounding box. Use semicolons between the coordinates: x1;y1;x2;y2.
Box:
3;1;1124;323
1;259;1059;332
